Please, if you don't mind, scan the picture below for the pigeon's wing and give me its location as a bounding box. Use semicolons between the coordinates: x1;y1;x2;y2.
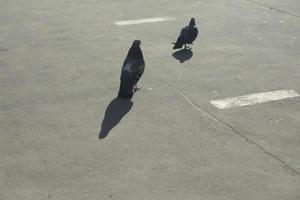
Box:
180;27;186;35
187;27;198;44
181;26;190;40
131;59;145;83
192;27;198;42
173;34;184;49
173;26;188;49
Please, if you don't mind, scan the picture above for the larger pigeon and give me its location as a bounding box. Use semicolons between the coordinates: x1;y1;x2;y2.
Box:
118;40;145;99
173;18;198;49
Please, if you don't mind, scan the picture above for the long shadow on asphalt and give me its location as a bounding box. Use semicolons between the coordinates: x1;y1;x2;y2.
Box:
99;98;133;139
172;48;193;63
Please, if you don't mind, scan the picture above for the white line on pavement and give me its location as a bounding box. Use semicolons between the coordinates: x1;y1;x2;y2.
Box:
114;17;175;26
210;90;300;109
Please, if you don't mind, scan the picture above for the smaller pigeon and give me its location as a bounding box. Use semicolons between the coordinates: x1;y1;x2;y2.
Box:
173;18;198;49
118;40;145;99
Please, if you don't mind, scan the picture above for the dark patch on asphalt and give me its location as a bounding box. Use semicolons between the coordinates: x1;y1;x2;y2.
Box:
0;47;8;52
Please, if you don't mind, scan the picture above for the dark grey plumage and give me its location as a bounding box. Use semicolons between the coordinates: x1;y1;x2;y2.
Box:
173;18;198;49
118;40;145;99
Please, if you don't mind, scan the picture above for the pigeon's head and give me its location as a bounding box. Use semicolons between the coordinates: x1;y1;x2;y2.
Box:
189;18;196;26
127;40;143;60
132;40;141;46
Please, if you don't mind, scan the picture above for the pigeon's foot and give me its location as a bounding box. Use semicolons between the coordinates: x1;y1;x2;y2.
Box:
133;85;141;93
134;88;141;92
185;44;193;49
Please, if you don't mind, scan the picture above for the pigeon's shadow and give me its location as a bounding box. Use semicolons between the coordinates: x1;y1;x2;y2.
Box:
99;98;133;139
172;48;193;63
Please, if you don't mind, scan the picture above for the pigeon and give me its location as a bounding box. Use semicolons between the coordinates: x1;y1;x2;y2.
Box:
118;40;145;99
173;18;198;49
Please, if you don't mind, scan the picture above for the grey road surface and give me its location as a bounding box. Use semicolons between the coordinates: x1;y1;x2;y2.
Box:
1;0;299;199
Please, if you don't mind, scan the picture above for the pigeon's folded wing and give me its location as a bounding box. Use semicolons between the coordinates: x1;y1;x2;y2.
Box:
190;27;198;42
131;59;145;83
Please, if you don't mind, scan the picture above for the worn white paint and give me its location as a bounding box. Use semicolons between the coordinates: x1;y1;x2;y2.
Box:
114;17;175;26
210;90;300;109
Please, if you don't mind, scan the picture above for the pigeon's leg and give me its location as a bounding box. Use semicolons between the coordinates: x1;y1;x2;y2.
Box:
184;44;187;49
133;84;141;93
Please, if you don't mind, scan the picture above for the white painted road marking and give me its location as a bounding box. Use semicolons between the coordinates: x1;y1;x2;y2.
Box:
210;90;300;109
114;17;175;26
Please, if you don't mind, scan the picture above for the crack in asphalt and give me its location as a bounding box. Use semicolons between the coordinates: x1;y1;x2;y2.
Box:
162;81;299;175
244;0;300;18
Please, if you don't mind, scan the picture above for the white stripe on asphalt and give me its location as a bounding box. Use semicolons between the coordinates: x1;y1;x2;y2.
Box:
210;90;300;109
114;17;175;26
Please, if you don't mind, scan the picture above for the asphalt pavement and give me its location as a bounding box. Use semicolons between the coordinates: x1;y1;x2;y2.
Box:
0;0;299;199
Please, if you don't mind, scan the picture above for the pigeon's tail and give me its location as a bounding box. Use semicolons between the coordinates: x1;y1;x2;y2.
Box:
172;42;179;49
173;41;183;49
173;35;184;49
173;44;182;49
